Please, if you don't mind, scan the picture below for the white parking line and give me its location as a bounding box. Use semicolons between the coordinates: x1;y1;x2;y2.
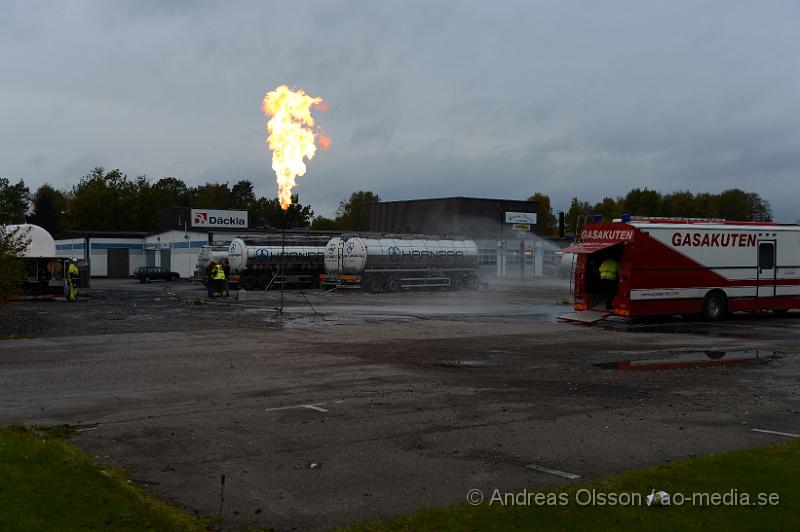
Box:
526;464;581;480
264;402;332;413
751;428;799;438
303;405;329;413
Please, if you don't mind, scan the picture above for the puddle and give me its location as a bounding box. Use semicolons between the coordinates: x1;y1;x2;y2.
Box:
435;357;498;368
595;314;800;341
595;349;782;370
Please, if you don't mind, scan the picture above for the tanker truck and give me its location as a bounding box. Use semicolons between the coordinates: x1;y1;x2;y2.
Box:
227;235;328;290
321;235;480;292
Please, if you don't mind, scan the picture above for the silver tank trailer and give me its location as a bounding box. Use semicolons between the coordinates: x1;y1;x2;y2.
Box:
324;235;479;292
228;237;327;289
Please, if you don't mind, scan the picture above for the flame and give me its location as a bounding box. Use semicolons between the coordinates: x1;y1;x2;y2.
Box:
262;85;329;210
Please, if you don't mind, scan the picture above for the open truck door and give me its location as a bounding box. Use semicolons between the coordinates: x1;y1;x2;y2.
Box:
557;223;635;321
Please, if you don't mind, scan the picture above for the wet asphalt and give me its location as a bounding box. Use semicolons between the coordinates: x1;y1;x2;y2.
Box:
1;278;798;530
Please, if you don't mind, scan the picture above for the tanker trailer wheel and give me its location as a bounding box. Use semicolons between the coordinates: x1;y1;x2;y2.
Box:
385;276;401;293
702;290;728;321
241;275;257;291
258;275;272;290
450;277;464;291
363;276;383;294
466;276;479;290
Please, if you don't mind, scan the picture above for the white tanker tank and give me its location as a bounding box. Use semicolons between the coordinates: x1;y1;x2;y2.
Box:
322;235;480;292
195;244;230;278
228;236;328;290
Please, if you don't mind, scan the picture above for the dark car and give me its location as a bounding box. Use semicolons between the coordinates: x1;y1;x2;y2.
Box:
132;266;180;282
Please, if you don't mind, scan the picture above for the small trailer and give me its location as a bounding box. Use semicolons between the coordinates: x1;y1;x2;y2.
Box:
4;224;68;300
562;217;800;320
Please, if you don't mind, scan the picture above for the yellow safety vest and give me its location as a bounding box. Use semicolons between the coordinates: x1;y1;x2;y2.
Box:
67;263;79;279
213;266;226;281
599;259;620;281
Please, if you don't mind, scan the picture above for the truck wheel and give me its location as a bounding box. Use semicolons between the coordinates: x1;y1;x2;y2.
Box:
385;277;401;293
466;276;479;290
702;290;728;321
241;276;257;291
364;276;383;294
450;277;464;291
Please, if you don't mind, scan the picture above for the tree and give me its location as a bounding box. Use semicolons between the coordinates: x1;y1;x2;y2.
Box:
310;216;339;230
231;180;257;211
693;192;718;219
335;191;380;231
564;197;593;234
0;225;31;302
746;192;772;222
64;167;139;231
189;182;233;209
593;196;624;222
661;191;696;218
527;192;557;236
0;178;31;224
28;184;67;233
623;188;662;216
250;194;314;229
151;177;190;207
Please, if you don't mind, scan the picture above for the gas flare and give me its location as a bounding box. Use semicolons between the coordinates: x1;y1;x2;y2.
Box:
262;85;329;210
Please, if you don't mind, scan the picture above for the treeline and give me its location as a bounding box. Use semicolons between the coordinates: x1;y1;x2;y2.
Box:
0;168;380;234
533;188;772;236
2;170;774;238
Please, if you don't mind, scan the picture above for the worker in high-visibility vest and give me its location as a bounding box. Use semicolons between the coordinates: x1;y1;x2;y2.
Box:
212;263;226;298
598;257;620;310
66;260;79;302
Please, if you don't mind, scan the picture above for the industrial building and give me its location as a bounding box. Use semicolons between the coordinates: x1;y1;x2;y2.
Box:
55;208;256;279
368;197;544;278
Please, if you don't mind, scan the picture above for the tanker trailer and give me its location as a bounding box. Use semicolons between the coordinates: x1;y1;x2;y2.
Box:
322;235;480;293
228;236;327;290
194;244;229;279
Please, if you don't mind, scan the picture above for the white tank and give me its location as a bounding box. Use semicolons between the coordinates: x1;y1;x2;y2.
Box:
323;236;346;276
558;251;577;271
4;224;55;257
228;237;327;273
336;236;479;275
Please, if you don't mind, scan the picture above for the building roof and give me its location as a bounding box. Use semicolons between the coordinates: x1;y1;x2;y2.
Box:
376;196;536;205
54;230;149;239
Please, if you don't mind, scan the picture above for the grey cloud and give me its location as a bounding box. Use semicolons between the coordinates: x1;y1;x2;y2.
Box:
1;1;799;221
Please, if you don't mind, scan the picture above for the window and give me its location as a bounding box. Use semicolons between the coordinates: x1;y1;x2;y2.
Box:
479;248;496;266
758;242;774;270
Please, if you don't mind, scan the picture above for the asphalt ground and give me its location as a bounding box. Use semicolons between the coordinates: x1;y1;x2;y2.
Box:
1;278;799;530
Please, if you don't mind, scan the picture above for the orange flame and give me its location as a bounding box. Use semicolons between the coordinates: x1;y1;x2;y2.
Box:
262;85;330;210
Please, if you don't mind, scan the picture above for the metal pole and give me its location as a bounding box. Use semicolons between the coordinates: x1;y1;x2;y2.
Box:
280;209;285;312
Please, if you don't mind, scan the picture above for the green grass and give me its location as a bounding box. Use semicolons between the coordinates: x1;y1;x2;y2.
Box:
344;438;800;531
0;426;208;532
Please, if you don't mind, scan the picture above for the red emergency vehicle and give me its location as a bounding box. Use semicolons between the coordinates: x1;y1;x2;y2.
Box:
563;217;800;320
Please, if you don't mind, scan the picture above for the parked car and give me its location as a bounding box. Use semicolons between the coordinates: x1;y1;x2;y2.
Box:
132;266;180;282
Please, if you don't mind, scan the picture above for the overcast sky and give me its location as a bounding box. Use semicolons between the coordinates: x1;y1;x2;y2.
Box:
2;1;799;220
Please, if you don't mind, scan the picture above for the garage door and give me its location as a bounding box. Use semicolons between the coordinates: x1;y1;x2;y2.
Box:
107;248;130;278
161;249;171;271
